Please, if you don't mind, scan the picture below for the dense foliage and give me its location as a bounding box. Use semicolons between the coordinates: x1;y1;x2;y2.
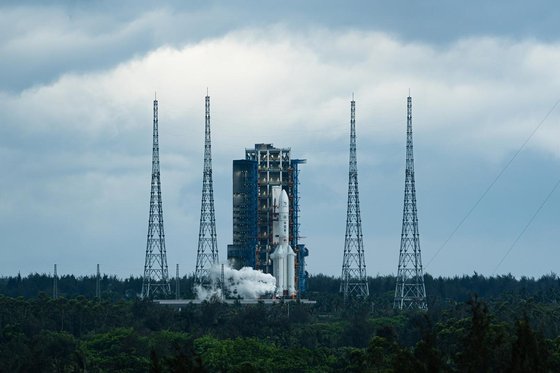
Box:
1;273;560;371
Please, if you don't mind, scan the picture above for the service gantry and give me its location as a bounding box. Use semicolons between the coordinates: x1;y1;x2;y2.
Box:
227;144;309;295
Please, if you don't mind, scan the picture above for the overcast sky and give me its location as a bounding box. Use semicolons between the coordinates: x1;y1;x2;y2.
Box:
1;1;560;279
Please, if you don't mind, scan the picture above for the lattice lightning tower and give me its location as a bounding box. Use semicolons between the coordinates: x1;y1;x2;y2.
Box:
394;95;427;310
194;93;219;290
340;96;369;300
141;97;171;299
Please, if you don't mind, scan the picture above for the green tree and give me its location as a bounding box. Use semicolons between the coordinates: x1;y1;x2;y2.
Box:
412;316;444;372
83;327;150;372
508;315;549;372
28;331;80;372
457;296;509;372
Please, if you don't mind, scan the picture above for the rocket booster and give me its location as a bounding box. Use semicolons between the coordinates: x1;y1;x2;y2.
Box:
270;188;296;297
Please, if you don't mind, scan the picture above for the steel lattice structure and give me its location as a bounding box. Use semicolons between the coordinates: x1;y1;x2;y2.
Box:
194;94;219;290
394;95;427;310
141;98;171;299
340;97;369;300
96;264;100;299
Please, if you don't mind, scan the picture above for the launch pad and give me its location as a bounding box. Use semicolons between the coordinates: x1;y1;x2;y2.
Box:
154;298;317;306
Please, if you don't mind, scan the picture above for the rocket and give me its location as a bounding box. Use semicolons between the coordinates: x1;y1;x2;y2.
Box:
270;188;296;297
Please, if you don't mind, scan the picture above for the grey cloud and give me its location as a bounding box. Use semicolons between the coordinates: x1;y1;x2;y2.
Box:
2;20;560;277
2;1;560;92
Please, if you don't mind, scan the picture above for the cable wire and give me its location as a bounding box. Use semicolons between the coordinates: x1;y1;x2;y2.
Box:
493;176;560;273
425;99;560;269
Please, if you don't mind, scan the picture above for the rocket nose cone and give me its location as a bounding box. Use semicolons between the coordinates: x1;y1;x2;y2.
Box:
280;189;289;207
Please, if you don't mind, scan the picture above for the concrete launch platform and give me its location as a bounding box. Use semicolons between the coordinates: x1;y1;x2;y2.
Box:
154;298;317;306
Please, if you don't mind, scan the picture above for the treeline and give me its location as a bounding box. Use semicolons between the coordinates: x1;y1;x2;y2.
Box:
2;272;560;303
309;273;560;313
0;273;195;300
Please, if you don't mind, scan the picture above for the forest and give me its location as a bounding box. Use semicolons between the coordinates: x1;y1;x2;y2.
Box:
1;272;560;372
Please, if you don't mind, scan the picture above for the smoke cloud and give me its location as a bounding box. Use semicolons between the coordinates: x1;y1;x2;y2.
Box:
195;264;276;301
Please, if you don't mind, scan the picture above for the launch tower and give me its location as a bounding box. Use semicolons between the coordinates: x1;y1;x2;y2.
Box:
394;95;427;310
227;144;309;295
141;97;171;298
194;93;219;290
340;96;369;301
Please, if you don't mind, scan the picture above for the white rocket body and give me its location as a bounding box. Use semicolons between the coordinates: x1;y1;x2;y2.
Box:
270;188;296;297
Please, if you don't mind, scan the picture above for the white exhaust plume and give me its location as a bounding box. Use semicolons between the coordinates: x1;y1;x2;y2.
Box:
195;264;276;301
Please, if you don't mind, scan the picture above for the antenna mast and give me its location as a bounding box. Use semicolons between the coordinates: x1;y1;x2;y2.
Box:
175;264;180;299
96;264;100;299
53;264;58;299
